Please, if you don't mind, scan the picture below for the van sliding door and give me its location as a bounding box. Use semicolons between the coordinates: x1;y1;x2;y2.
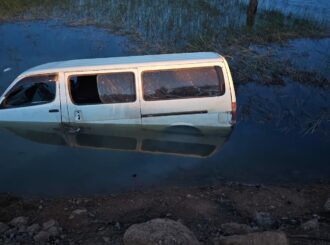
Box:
64;69;141;125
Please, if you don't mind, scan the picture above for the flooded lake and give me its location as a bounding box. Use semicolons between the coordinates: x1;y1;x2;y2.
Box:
0;21;329;197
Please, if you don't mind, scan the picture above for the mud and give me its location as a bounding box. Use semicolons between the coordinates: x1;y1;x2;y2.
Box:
1;183;330;244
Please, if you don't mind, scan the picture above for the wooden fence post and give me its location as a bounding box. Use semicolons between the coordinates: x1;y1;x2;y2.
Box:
247;0;259;28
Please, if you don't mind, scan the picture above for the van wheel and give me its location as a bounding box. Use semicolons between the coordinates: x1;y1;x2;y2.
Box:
164;126;203;136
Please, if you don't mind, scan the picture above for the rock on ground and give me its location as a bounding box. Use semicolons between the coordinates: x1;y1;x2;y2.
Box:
0;222;9;233
27;223;41;235
72;209;87;215
48;226;60;236
221;222;253;235
34;230;51;243
69;209;88;219
324;198;330;212
214;231;289;245
255;212;273;228
123;218;200;245
9;216;28;227
301;218;319;231
43;219;58;230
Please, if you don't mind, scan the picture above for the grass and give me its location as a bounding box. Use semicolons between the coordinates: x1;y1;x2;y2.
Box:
0;0;329;88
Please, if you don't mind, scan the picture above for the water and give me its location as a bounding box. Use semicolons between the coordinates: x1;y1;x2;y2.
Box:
0;22;329;197
256;0;330;23
252;38;330;80
0;22;131;92
0;120;328;197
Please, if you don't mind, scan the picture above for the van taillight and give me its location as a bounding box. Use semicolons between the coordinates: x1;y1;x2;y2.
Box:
231;101;237;124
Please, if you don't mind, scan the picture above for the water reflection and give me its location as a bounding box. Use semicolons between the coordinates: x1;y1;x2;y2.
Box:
2;123;232;158
0;118;329;197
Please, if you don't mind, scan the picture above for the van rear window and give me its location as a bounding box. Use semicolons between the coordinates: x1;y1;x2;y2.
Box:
69;72;136;105
142;66;225;101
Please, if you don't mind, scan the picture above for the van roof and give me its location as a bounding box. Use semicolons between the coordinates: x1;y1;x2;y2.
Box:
22;52;223;76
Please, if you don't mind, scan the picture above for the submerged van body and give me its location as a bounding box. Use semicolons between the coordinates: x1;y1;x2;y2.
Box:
0;52;236;129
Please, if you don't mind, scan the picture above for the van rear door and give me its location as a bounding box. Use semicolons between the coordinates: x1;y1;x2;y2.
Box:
139;63;232;128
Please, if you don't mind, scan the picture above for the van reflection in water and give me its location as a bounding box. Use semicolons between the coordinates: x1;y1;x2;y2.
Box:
0;123;232;158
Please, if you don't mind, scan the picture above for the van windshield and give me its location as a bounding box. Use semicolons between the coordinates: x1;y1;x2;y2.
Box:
0;75;57;109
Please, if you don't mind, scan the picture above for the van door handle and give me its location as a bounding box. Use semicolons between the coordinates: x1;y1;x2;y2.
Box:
49;109;59;113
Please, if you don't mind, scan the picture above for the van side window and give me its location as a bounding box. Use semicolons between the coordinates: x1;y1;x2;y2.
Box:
70;75;101;105
97;73;136;103
69;72;136;105
0;75;56;109
142;66;225;101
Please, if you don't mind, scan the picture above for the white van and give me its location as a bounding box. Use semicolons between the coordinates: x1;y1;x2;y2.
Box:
0;52;236;129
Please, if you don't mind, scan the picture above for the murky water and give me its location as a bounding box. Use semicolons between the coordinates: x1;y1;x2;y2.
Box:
252;38;330;80
0;22;131;92
0;22;329;197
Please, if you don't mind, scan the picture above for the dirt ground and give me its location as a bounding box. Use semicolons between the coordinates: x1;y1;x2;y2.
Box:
1;182;330;244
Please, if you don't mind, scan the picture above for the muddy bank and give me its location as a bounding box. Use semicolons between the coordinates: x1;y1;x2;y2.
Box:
1;183;330;244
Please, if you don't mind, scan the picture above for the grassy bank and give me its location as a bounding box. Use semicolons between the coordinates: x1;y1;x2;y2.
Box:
0;0;329;86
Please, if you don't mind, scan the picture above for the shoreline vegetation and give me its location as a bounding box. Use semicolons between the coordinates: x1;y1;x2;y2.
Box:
0;0;329;87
